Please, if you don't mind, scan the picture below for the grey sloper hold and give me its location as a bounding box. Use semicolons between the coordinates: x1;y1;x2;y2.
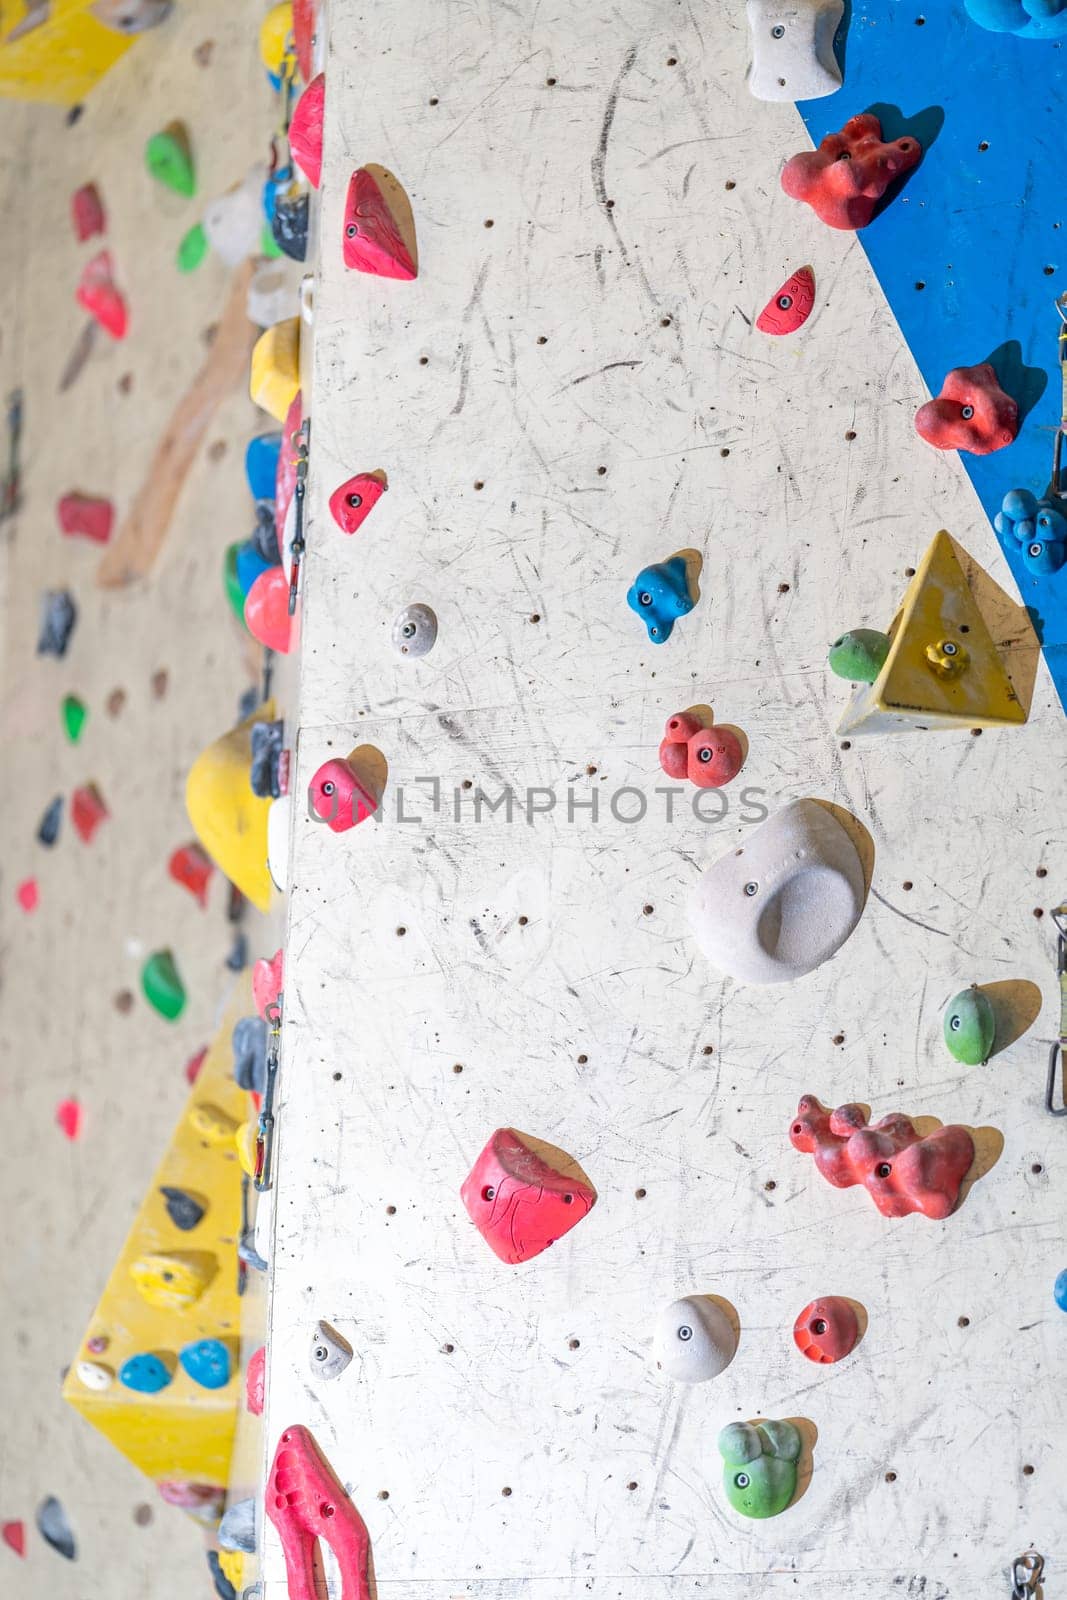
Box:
36;1496;76;1560
219;1497;257;1553
688;799;866;985
392;603;438;658
309;1319;353;1380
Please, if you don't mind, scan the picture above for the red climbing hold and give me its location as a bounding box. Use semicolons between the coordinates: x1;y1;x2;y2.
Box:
266;1424;374;1600
460;1127;597;1265
293;0;318;82
275;390;303;551
290;74;324;189
71;783;109;843
75;250;128;339
342;168;417;280
308;757;379;833
56;1099;83;1141
71;183;106;242
789;1094;975;1220
16;879;38;913
253;948;284;1021
57;493;114;544
168;842;215;907
658;712;743;789
1;1521;25;1558
244;567;293;654
756;266;816;336
658;711;701;780
914;363;1019;456
781;113;922;231
245;1346;266;1415
793;1296;859;1364
184;1047;208;1085
328;473;386;536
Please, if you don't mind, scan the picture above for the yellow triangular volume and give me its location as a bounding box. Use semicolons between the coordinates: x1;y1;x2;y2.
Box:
186;701;274;911
838;531;1028;735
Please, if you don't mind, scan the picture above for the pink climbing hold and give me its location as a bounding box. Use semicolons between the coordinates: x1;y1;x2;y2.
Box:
914;363;1019;456
781;113;922;231
290;74;324;189
266;1424;374;1600
342;168;417;280
57;493;114;544
1;1521;25;1558
71;183;106;242
328;473;386;536
245;1345;266;1415
15;879;38;913
71;784;109;843
55;1099;83;1141
244;567;293;654
275;390;303;552
168;842;215;907
184;1046;208;1085
253;948;284;1021
308;757;378;833
75;250;128;339
755;266;816;336
293;0;318;82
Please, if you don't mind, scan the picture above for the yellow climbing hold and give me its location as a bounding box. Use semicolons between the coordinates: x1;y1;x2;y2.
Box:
236;1118;258;1178
129;1251;217;1312
259;2;293;76
249;318;301;422
185;701;274;912
189;1101;240;1146
837;530;1033;736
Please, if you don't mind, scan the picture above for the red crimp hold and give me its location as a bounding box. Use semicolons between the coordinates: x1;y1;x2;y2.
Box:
293;0;318;83
57;493;114;544
290;74;324;188
245;1346;266;1415
1;1521;26;1558
71;183;106;241
793;1296;859;1364
914;363;1019;455
267;1424;374;1600
168;842;215;907
253;947;284;1020
308;758;378;833
789;1094;975;1220
781;113;922;231
71;783;109;844
460;1127;597;1265
342;168;417;280
658;711;743;789
328;473;386;536
756;266;816;336
76;250;128;339
184;1046;208;1085
55;1098;83;1141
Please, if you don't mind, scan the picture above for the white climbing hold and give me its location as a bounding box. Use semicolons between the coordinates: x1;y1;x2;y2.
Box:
745;0;844;102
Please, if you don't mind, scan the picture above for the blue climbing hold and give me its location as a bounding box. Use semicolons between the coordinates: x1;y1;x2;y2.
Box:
1054;1269;1067;1311
245;433;281;501
119;1353;172;1394
626;556;695;644
995;487;1067;576
38;795;63;848
235;539;274;597
179;1338;232;1390
964;0;1067;38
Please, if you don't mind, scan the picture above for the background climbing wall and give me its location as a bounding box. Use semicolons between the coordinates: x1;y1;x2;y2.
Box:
0;4;278;1595
264;2;1067;1596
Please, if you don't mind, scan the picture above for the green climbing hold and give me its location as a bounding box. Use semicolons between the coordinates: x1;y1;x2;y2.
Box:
142;949;187;1021
718;1419;801;1520
145;122;196;198
944;984;996;1065
828;628;891;684
260;221;283;260
62;694;87;744
223;544;247;626
178;222;208;273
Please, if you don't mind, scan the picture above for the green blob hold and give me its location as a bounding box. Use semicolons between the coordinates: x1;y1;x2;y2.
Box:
944;985;996;1065
61;694;87;744
828;628;891;683
718;1419;801;1520
260;221;283;259
177;222;208;273
142;949;187;1021
223;543;247;626
145;124;196;198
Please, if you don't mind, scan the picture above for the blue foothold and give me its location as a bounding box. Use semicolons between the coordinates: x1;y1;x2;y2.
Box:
235;539;273;598
1054;1269;1067;1311
245;433;282;501
996;490;1067;575
964;0;1067;39
119;1353;172;1394
179;1338;232;1390
627;555;695;644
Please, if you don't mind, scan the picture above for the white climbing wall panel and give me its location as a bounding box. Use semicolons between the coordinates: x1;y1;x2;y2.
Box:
263;4;1067;1595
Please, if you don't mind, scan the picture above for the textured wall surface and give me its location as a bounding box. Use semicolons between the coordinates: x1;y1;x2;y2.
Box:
265;3;1067;1596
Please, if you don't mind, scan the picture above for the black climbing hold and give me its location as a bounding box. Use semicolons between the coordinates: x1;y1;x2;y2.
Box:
250;499;281;565
236;684;259;722
36;1496;76;1561
225;929;249;972
271;193;309;262
250;718;285;799
37;795;63;847
232;1015;268;1094
37;591;77;658
207;1550;236;1600
159;1185;206;1232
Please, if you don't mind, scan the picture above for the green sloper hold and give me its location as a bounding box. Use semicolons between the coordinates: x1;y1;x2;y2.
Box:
178;222;208;273
146;122;196;198
142;949;186;1021
260;222;283;260
719;1419;801;1520
223;543;247;625
62;694;87;744
944;985;996;1065
828;628;891;683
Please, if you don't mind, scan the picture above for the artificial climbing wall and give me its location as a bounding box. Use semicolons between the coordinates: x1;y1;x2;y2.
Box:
263;3;1067;1595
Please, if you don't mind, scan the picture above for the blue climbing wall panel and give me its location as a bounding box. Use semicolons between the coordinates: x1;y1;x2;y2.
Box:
798;2;1067;709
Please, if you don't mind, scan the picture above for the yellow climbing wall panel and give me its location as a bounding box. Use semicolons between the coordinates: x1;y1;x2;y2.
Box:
62;980;251;1494
185;701;275;913
0;2;135;104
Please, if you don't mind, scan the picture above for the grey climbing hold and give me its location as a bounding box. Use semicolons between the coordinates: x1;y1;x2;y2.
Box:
231;1015;267;1093
219;1497;257;1553
38;795;63;847
159;1186;206;1232
250;718;285;799
36;1496;76;1561
392;602;438;658
250;500;281;565
37;591;77;658
225;929;249;972
309;1319;353;1380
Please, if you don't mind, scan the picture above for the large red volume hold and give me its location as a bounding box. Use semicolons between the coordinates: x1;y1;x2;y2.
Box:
266;1424;373;1600
290;74;324;188
781;113;921;231
460;1127;597;1264
342;168;417;280
789;1094;975;1220
914;363;1019;455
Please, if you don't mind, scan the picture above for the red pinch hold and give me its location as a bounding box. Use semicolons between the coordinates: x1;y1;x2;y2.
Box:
781;113;921;231
328;474;386;536
1;1521;26;1558
756;266;816;336
57;493;114;543
342;168;417;280
290;74;324;188
267;1424;374;1600
789;1094;975;1220
914;363;1019;456
71;783;109;843
76;250;128;339
460;1127;597;1265
253;948;284;1020
308;758;378;833
56;1098;83;1141
71;183;106;241
168;842;215;907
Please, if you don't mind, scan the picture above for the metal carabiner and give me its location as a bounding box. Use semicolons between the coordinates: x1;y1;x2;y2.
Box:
1012;1549;1044;1599
254;1000;283;1193
287;418;310;616
1047;906;1067;1116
